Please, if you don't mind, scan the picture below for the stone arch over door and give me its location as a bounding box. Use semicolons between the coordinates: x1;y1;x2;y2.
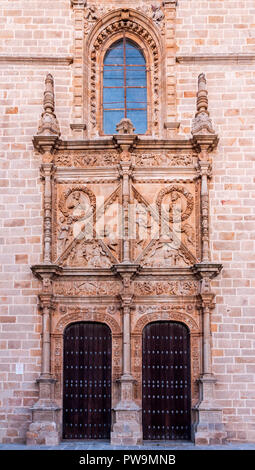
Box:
142;320;191;440
131;311;200;406
85;8;165;137
62;321;112;439
51;310;122;411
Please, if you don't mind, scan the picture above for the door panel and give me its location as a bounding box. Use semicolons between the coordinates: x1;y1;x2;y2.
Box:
63;322;112;439
142;321;191;440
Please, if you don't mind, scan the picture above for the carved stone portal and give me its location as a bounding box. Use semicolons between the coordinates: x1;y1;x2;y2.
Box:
28;66;225;444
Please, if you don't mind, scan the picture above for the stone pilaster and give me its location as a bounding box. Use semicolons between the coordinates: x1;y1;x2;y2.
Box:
114;128;137;263
40;163;55;264
26;293;61;446
111;265;142;446
70;0;87;138
192;263;227;445
162;0;178;135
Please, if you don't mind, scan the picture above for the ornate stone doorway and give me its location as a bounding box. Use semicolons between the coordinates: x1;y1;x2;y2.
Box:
62;322;112;440
142;321;191;440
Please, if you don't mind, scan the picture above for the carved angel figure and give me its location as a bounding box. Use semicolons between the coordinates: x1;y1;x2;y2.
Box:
151;5;164;25
58;216;72;252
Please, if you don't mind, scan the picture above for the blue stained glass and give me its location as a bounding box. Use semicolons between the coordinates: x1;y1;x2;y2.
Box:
103;66;124;87
126;67;146;86
127;110;147;134
104;110;125;134
126;87;147;107
103;87;124;107
103;39;147;135
126;45;145;65
104;42;124;65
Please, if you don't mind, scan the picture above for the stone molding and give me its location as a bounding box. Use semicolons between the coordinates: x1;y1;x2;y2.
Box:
0;55;73;65
86;8;163;137
176;53;255;64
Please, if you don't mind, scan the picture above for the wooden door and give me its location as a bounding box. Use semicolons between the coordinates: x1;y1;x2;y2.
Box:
142;321;191;440
63;322;112;439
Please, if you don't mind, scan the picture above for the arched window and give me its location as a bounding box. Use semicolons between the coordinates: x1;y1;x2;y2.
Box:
103;37;147;135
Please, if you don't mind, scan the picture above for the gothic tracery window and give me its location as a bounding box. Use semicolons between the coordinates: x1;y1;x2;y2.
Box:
103;36;147;135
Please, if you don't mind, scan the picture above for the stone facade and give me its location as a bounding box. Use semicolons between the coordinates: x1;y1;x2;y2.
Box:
0;0;254;445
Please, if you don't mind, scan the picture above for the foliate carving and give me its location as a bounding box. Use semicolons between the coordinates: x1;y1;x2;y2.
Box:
54;308;121;335
37;74;60;137
132;153;194;167
156;184;194;223
133;309;199;334
54;280;121;296
166;154;194;167
134;280;198;296
74;152;119;167
55;151;119;167
90;17;160;133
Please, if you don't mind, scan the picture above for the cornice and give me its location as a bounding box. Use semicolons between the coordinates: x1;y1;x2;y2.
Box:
133;167;198;181
0;55;73;65
58;138;194;152
55;167;119;181
176;53;255;64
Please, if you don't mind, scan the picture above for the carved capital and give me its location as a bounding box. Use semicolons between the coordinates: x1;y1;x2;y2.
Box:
192;263;223;280
163;0;178;6
33;135;61;154
198;160;212;178
192;263;223;297
31;264;63;281
40;162;56;179
118;161;133;178
120;295;135;309
113;134;138;154
200;293;215;309
192;134;219;154
38;293;55;312
70;0;86;7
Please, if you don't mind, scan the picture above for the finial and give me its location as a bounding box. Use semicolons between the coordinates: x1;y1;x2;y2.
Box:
37;73;60;137
191;73;215;135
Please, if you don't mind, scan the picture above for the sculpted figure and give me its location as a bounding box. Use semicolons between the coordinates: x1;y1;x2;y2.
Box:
58;216;72;251
151;5;164;25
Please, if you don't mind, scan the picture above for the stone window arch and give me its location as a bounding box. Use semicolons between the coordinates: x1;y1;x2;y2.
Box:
86;9;164;138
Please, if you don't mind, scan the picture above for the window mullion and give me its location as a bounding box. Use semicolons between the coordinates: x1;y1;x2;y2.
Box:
123;33;127;118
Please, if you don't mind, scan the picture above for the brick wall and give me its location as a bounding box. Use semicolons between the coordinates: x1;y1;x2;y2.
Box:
0;0;73;444
176;0;255;442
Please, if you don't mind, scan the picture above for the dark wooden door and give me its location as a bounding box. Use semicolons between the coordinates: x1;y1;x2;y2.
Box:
63;322;112;439
142;321;191;440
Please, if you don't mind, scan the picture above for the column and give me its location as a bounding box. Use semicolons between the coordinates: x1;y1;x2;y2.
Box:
26;293;60;446
199;158;211;263
41;163;55;264
111;268;142;446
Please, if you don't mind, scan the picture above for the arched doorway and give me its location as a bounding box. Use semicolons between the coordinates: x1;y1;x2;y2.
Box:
63;322;112;439
142;321;191;440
